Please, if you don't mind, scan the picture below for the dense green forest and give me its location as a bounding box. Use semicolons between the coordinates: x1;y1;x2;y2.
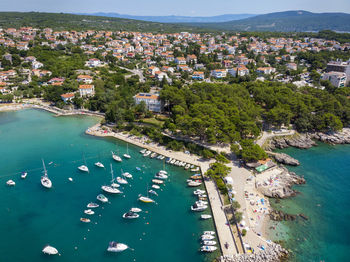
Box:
0;12;207;33
160;82;350;145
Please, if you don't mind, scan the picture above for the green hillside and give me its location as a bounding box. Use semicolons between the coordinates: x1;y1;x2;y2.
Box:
0;12;204;32
189;10;350;32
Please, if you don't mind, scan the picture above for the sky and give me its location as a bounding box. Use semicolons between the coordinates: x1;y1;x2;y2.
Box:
0;0;350;16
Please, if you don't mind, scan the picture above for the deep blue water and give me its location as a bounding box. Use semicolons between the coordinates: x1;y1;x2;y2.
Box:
0;109;217;262
272;143;350;262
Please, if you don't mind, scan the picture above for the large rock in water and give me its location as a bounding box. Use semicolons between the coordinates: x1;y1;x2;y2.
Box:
273;153;300;166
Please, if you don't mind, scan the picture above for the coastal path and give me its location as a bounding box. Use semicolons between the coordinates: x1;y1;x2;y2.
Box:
256;130;295;147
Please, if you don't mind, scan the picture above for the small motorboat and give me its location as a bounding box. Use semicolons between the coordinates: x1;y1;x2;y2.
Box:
150;152;157;158
42;245;58;255
6;180;15;186
123;145;131;159
170;159;176;165
87;202;99;208
191;203;207;212
130;207;142;213
111;182;120;188
122;172;133;179
143;151;151;157
203;231;215;235
185;164;191;169
148;189;158;196
95;162;104;168
201;235;215;241
140;149;147;154
138;195;154;203
191;174;202;180
21;172;28;179
97;194;108;203
136;167;141;171
107;241;128;252
201;246;217;252
166;158;172;163
80;218;91;223
191;167;200;172
84;209;95;215
196;200;208;205
194;189;206;195
154;172;168;179
202;240;216;246
122;211;140;219
152;179;163;184
78;165;89;172
117;177;128;184
152;184;160;189
101;185;122;194
188;181;202;187
201;214;212;220
68;177;73;182
159;170;168;175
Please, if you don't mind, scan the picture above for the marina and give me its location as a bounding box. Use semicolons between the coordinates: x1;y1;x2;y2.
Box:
0;109;218;262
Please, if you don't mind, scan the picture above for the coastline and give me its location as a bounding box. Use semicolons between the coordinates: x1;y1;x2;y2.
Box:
86;124;285;260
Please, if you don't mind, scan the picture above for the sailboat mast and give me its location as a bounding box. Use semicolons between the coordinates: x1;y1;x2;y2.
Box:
110;164;114;182
42;158;47;177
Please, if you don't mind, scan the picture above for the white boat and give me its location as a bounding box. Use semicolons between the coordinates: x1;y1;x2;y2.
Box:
203;231;216;235
201;235;215;241
87;202;99;208
107;241;128;252
41;159;52;189
117;176;128;184
95;162;104;168
188;181;202;187
78;154;89;172
130;207;142;213
78;165;89;172
102;165;123;194
111;182;120;188
140;149;147;154
97;194;108;203
154;172;168;179
174;161;180;166
191;167;200;172
150;152;157;158
201;246;217;252
123;143;131;159
185;164;191;169
191;203;208;212
166;158;172;163
201;214;212;220
102;185;122;194
122;211;139;219
42;245;58;255
159;155;165;160
6;180;15;186
202;240;216;246
143;150;151;157
152;179;163;184
122;170;133;179
159;170;168;175
80;218;91;223
68;177;73;182
152;184;160;190
196;200;208;205
112;151;122;162
170;159;176;164
138;195;155;203
21;172;28;179
198;194;207;198
148;189;158;196
84;209;95;215
194;189;206;195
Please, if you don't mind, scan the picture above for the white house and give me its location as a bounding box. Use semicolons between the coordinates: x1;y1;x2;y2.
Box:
61;93;75;103
86;58;102;68
134;93;163;113
211;69;227;78
79;85;95;97
32;61;44;69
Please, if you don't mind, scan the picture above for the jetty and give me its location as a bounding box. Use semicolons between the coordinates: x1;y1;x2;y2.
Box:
86;124;238;256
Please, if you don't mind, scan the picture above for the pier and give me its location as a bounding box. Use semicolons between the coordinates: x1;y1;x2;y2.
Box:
86;124;239;256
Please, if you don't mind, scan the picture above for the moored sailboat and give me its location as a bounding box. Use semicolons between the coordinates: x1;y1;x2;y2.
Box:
41;159;52;189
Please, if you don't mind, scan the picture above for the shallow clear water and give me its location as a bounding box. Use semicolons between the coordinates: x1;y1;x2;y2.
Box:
270;143;350;262
0;109;217;262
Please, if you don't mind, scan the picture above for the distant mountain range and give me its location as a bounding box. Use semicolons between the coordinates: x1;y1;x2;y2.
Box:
188;10;350;32
75;13;257;23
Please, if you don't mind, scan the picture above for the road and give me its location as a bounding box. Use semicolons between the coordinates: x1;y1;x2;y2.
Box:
118;66;145;83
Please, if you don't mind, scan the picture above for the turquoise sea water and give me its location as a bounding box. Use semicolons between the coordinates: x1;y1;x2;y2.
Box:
271;143;350;262
0;109;217;262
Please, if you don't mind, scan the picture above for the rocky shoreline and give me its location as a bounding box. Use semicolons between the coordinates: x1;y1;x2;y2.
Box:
256;167;306;199
266;128;350;151
220;242;288;262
